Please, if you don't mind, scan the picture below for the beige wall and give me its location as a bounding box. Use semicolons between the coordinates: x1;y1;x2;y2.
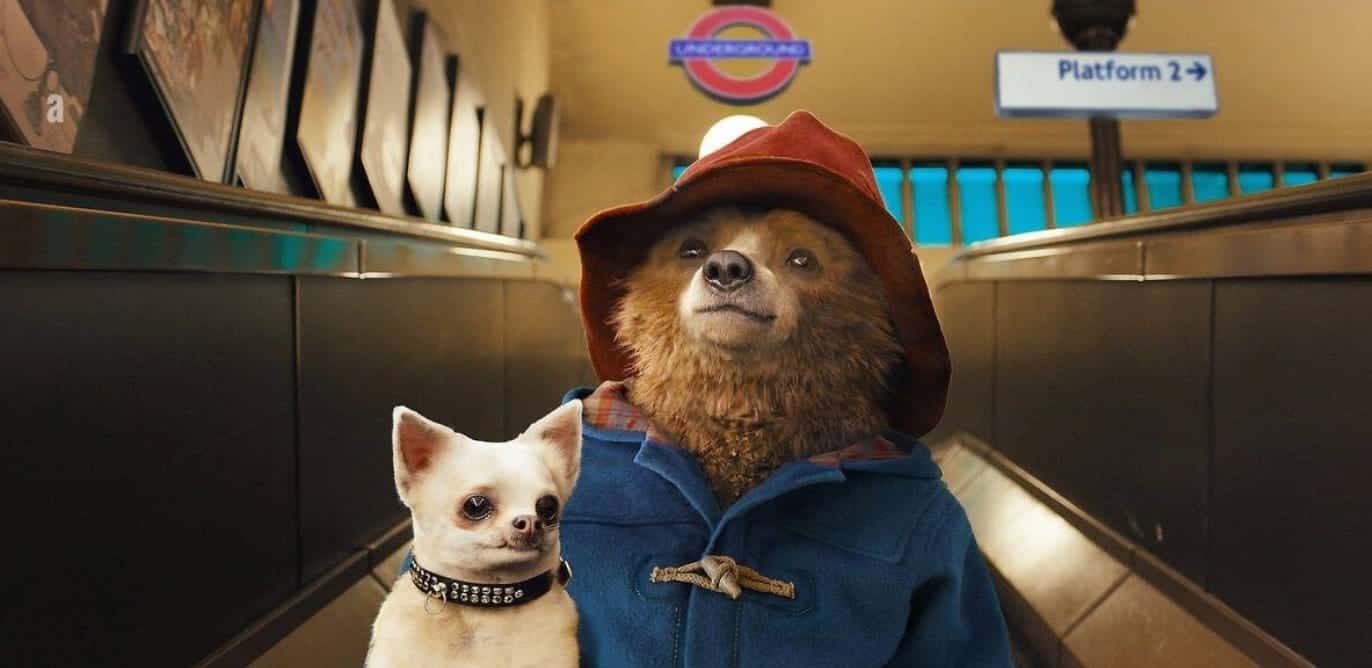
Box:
418;0;550;239
542;139;674;239
536;138;673;286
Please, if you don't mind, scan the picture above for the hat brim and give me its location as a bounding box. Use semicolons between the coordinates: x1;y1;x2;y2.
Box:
575;156;950;436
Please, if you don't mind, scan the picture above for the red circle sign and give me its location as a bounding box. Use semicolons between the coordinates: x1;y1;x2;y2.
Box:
671;7;810;104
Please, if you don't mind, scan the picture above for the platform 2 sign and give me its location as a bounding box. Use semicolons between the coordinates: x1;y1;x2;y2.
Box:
995;51;1217;119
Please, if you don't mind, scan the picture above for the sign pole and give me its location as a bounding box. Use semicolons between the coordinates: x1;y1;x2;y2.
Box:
1053;0;1136;220
1089;117;1124;218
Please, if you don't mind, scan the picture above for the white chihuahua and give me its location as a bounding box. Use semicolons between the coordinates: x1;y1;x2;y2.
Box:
367;402;582;667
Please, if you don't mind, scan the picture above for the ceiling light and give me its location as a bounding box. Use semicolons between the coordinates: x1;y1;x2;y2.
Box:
699;115;768;159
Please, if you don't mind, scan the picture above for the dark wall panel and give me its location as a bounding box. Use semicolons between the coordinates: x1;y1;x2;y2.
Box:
297;277;505;582
503;282;593;434
929;282;996;444
994;281;1212;582
1211;279;1372;668
0;271;297;667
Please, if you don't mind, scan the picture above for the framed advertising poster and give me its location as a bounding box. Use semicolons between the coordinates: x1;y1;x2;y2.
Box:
442;55;483;227
128;0;257;182
471;123;504;234
235;0;299;193
359;0;410;217
500;166;522;238
0;0;108;154
297;0;363;207
405;17;448;222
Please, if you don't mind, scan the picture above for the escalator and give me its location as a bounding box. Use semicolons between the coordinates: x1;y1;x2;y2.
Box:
929;174;1372;667
3;142;1368;666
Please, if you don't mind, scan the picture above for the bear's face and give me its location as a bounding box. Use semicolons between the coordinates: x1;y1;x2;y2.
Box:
620;207;884;357
612;206;904;503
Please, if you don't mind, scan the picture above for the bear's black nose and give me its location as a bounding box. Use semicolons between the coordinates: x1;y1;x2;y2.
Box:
703;250;754;292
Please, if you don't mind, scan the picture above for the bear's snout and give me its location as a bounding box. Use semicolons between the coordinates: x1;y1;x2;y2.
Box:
703;250;754;292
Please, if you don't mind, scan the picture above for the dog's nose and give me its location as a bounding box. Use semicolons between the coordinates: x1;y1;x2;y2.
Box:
703;250;753;292
511;515;541;535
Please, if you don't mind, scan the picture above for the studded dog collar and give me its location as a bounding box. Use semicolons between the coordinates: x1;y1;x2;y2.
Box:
410;557;572;610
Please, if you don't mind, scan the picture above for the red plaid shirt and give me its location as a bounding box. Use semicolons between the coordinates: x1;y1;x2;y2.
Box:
580;381;910;467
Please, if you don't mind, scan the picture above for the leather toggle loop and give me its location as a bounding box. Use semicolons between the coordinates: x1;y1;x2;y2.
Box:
649;555;796;600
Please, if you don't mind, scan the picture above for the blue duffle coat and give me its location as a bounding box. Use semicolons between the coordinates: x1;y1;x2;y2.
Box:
559;386;1013;667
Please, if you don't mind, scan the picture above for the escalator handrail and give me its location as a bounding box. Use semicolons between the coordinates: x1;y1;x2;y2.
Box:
0;142;545;260
951;170;1372;260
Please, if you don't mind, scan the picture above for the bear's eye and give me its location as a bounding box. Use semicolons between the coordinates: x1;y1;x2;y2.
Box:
678;238;708;259
461;495;493;520
535;495;560;524
786;249;819;271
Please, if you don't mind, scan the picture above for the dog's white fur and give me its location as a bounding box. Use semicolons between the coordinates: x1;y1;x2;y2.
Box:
367;402;583;668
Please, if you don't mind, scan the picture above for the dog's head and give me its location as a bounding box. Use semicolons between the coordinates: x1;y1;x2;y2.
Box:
391;402;582;581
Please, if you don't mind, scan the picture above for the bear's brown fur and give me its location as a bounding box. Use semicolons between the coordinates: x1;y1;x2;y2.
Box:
612;207;904;505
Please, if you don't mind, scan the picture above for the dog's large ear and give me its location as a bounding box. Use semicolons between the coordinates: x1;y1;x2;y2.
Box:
523;400;583;494
392;406;455;503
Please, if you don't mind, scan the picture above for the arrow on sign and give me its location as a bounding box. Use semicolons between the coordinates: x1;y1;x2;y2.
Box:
1186;61;1207;81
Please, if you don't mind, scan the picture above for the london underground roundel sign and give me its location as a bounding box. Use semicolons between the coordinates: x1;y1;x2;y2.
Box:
668;6;811;105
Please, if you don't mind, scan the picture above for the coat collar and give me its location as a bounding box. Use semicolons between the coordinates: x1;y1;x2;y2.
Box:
564;383;941;531
572;382;934;470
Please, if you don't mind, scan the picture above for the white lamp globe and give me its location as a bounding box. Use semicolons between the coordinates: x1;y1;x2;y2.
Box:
698;115;768;159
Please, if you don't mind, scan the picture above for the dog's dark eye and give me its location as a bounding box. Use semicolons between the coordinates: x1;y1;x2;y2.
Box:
786;249;818;271
678;238;708;259
535;495;560;524
461;495;493;520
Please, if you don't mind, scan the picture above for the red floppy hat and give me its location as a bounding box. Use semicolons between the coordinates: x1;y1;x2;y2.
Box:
574;110;950;437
